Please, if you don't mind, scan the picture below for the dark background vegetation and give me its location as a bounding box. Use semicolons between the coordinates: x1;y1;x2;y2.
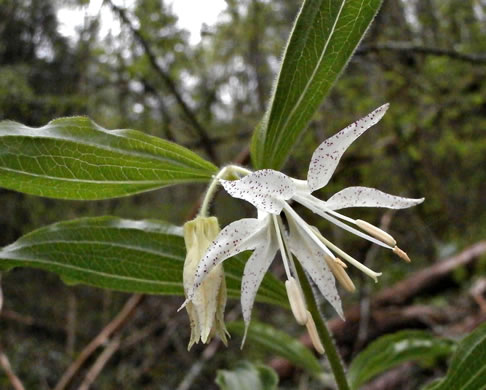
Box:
0;0;485;389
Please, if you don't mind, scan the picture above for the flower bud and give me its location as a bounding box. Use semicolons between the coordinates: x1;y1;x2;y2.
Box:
183;216;229;350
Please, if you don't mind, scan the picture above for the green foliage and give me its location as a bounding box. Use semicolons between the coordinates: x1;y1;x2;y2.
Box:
251;0;383;170
348;330;456;389
0;216;286;305
228;321;322;376
215;361;278;390
422;322;486;390
0;117;217;199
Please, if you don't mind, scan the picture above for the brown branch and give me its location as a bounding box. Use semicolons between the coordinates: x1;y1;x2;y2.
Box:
54;294;143;390
78;335;122;390
356;42;486;64
375;241;486;306
0;349;25;390
106;0;219;163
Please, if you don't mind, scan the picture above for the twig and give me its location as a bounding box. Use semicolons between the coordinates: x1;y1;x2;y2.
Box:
106;0;219;163
54;294;143;390
175;309;239;390
0;348;25;390
356;42;486;64
376;241;486;306
0;274;3;314
77;334;122;390
176;340;221;390
66;291;77;356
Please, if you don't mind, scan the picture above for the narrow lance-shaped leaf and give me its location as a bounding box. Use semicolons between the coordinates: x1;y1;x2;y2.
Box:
348;330;456;390
215;361;279;390
0;117;217;200
228;321;322;376
0;217;287;307
251;0;383;170
422;322;486;390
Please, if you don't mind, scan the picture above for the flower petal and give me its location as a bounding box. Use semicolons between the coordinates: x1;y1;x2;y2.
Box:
221;169;296;214
307;104;389;191
189;217;270;299
240;228;278;344
325;186;425;210
286;214;343;319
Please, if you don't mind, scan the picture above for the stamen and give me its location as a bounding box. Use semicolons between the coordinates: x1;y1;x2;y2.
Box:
285;277;309;325
334;257;347;268
355;219;397;247
305;311;324;354
324;256;356;292
294;195;393;249
312;228;382;282
272;215;293;280
282;203;337;260
393;246;411;262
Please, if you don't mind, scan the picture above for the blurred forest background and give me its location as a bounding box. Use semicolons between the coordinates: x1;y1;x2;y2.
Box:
0;0;485;389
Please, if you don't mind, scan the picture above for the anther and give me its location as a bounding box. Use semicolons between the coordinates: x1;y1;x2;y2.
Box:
305;311;324;354
334;257;347;268
355;219;396;247
324;256;356;293
285;277;308;325
393;246;411;262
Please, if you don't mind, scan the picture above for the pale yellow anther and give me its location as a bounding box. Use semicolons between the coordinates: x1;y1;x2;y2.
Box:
305;310;324;354
324;256;356;293
356;219;397;247
285;277;309;325
334;257;347;269
312;227;382;282
393;246;411;262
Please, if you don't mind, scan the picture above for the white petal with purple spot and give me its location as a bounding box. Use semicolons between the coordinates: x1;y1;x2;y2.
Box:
325;186;425;210
240;226;278;343
189;216;270;299
286;214;343;319
221;169;296;214
307;104;389;192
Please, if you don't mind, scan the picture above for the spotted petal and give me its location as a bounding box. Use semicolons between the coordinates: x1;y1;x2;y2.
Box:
307;104;389;192
221;169;296;214
240;226;278;343
325;186;425;210
189;216;271;300
286;213;343;319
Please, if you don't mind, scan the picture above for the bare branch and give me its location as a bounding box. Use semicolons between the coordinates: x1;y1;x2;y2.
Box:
0;349;25;390
105;0;219;163
78;335;122;390
357;42;486;64
54;294;143;390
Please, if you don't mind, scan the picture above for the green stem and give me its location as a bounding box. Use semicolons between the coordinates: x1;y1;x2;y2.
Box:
295;261;351;390
199;165;252;217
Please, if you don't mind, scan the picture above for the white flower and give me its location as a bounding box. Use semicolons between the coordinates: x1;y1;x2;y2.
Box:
182;104;424;346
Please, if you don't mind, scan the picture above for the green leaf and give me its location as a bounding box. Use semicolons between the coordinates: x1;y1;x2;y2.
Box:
0;117;217;200
215;361;278;390
348;330;456;390
251;0;383;170
422;322;486;390
0;217;286;306
228;321;322;376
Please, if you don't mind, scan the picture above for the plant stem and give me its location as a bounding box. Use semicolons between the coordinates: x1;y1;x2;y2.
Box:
198;165;252;217
295;261;351;390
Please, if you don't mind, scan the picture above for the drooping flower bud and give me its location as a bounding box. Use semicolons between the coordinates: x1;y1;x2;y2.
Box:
183;216;229;350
